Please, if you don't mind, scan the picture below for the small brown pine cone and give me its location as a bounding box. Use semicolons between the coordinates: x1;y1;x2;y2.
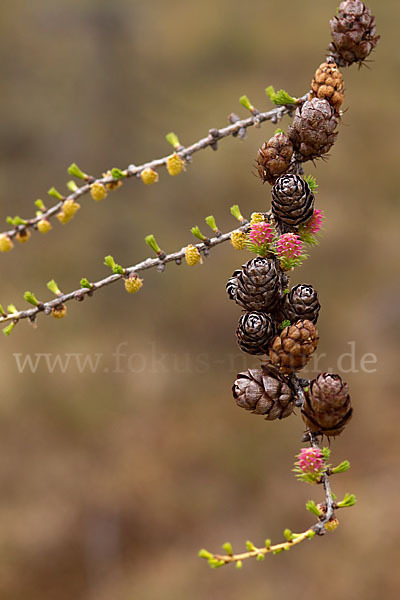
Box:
329;0;380;67
269;319;318;374
301;373;352;437
288;98;339;162
271;174;315;228
226;269;241;303
276;284;320;325
256;132;294;185
232;363;294;420
309;60;344;112
236;312;276;355
226;257;282;312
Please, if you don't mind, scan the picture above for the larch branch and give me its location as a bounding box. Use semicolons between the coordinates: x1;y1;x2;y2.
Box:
1;98;306;243
0;223;250;328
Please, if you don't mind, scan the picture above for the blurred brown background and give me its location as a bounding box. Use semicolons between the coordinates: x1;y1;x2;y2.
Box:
0;1;399;598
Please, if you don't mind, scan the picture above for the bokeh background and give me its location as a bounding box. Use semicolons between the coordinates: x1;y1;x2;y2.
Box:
0;1;399;598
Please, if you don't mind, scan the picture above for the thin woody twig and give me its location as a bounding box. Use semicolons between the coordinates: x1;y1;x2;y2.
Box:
204;528;316;566
199;430;340;568
310;433;336;533
0;223;250;328
1;98;306;242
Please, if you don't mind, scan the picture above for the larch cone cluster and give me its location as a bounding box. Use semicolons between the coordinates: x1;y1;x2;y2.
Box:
226;1;379;437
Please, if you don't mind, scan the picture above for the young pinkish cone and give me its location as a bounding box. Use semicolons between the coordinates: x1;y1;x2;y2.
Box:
298;448;324;474
247;221;276;255
305;209;323;234
294;447;326;483
276;233;305;270
248;221;275;246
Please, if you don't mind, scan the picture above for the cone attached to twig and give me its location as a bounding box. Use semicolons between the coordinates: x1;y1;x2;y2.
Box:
302;373;352;437
236;311;276;355
269;319;318;374
329;0;380;67
288;98;339;162
276;284;320;325
226;257;282;312
226;269;241;301
271;174;315;228
232;363;294;420
309;59;344;113
256;132;294;185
